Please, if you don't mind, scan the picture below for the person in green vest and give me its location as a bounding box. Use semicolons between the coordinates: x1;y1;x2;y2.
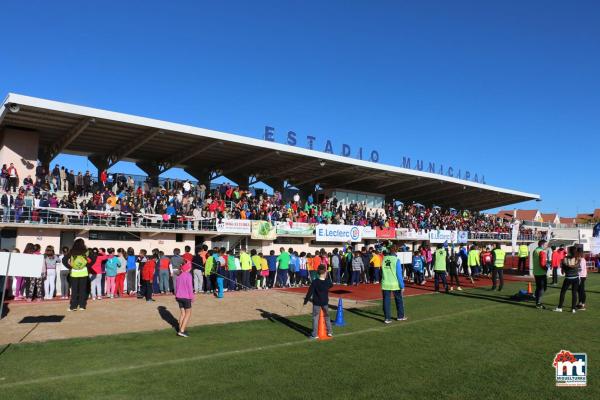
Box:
467;245;481;280
491;243;505;291
532;240;549;308
381;246;406;323
240;249;252;290
65;238;92;311
517;244;529;275
433;244;449;293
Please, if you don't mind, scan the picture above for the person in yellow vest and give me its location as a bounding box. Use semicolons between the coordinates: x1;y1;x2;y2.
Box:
467;245;481;280
491;243;505;291
433;244;449;293
517;244;529;275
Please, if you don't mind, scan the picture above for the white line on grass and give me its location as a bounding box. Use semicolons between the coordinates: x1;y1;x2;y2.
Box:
0;302;504;388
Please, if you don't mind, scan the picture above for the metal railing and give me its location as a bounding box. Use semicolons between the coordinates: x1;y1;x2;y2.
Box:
0;207;217;232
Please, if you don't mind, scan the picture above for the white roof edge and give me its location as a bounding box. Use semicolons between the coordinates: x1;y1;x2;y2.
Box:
3;93;540;200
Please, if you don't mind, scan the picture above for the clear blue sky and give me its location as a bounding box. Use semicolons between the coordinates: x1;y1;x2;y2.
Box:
1;1;598;216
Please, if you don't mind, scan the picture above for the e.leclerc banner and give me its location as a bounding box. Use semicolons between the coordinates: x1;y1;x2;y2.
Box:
428;229;457;244
315;224;362;242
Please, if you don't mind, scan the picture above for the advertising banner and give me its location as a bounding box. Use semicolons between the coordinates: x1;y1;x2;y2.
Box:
457;231;469;244
0;253;44;278
396;228;429;241
275;221;315;236
376;227;396;239
315;224;362;242
362;226;376;239
251;221;277;240
511;222;520;251
216;219;251;234
429;230;456;244
397;252;413;264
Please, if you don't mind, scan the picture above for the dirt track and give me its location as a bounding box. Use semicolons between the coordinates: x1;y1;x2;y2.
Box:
0;290;318;345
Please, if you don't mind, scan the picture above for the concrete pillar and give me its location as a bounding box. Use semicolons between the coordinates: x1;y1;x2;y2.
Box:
0;128;40;183
88;155;110;179
298;184;315;202
227;173;250;191
262;178;285;196
136;161;162;188
184;167;212;191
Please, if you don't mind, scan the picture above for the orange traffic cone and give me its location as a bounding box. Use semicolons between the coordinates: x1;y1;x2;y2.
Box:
527;282;532;295
317;309;332;341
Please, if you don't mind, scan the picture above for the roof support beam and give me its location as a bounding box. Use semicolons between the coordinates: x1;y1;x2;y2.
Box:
212;151;278;180
290;166;356;187
41;117;94;162
112;128;163;166
162;141;223;170
343;171;389;186
410;185;479;206
88;129;163;171
376;176;417;190
251;159;320;182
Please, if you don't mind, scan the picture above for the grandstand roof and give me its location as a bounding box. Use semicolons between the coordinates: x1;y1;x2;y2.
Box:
0;93;540;211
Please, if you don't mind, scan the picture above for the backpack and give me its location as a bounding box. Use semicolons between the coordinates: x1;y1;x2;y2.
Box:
70;255;88;270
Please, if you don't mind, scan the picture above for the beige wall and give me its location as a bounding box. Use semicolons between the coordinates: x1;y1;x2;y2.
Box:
15;227;61;252
0;128;40;183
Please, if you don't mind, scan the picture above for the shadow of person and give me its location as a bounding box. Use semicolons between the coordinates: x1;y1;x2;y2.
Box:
157;306;179;332
345;307;385;323
1;302;9;319
256;308;312;337
450;290;540;309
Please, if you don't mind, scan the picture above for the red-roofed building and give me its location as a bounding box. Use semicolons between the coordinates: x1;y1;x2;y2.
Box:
541;213;560;224
514;210;542;222
576;213;593;223
559;217;577;225
496;209;515;219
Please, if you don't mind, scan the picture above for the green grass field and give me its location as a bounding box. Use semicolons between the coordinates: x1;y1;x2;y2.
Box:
1;275;598;399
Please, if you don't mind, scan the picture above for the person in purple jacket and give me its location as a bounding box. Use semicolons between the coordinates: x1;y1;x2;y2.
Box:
175;261;194;337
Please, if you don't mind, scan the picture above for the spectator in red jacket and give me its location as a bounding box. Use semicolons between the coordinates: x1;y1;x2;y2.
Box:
550;245;566;285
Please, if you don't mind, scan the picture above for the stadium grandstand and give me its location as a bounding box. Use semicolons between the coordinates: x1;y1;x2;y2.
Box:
0;92;582;255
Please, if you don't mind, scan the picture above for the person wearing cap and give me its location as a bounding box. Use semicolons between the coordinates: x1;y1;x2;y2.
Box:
175;261;194;337
532;240;549;309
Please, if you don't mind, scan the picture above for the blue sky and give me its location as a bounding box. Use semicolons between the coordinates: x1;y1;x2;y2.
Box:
1;1;598;216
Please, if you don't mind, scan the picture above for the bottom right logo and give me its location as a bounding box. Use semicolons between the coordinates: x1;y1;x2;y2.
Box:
553;350;587;387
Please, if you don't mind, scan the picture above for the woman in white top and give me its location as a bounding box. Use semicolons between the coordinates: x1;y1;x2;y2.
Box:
43;245;61;300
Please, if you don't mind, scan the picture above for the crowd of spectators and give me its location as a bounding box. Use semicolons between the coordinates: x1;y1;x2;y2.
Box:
1;162;539;236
